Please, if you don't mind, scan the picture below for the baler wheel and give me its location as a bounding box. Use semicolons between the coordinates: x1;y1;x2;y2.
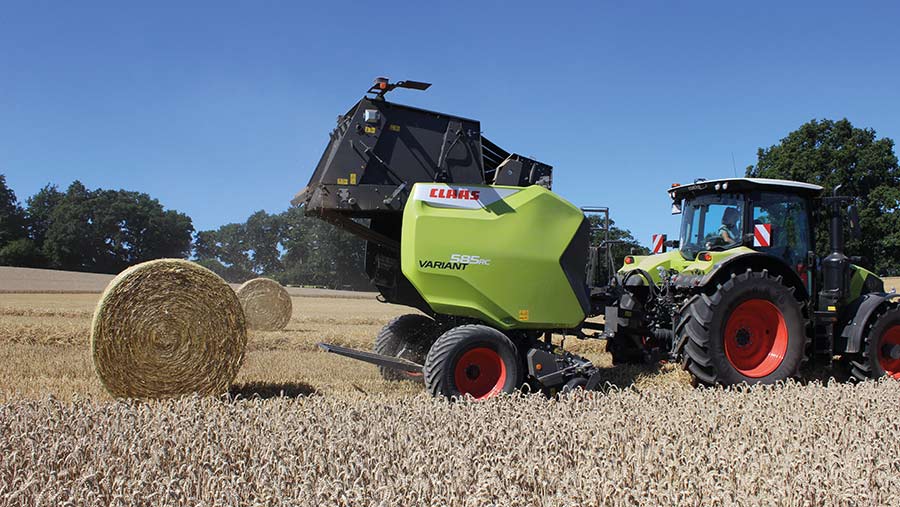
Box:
850;306;900;381
678;269;806;386
373;314;437;381
424;325;522;399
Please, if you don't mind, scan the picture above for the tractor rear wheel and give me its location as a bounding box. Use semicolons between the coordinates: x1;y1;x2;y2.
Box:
678;269;806;386
373;314;438;381
850;306;900;381
424;325;522;399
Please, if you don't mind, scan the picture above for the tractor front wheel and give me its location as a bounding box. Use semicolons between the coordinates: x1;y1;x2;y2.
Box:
851;306;900;381
678;269;807;386
424;325;522;399
373;314;438;381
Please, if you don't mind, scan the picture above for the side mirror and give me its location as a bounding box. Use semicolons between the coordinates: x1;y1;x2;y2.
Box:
671;201;682;215
848;205;862;240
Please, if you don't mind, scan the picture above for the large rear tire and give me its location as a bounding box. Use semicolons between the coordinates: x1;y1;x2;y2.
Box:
678;269;807;386
850;306;900;381
373;314;437;382
424;325;522;399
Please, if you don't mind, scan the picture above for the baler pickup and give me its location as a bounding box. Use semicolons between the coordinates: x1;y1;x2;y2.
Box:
318;342;423;374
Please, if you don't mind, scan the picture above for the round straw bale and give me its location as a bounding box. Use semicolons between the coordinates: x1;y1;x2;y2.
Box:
91;259;247;399
235;278;293;331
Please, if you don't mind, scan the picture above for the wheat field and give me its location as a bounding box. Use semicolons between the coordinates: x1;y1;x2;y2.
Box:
2;280;900;505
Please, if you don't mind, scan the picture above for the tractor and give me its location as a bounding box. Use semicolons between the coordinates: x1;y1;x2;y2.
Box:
297;78;900;398
603;178;898;385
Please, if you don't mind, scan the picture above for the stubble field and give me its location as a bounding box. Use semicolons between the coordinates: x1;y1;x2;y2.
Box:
1;272;900;506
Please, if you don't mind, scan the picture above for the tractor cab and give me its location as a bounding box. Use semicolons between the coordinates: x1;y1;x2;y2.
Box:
670;178;822;273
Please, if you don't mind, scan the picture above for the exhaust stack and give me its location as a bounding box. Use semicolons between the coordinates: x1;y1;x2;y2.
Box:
819;185;850;310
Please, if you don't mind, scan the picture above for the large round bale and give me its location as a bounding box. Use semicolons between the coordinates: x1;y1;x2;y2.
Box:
235;277;293;331
91;259;247;399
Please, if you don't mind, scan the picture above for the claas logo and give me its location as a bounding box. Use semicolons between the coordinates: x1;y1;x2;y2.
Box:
428;187;480;200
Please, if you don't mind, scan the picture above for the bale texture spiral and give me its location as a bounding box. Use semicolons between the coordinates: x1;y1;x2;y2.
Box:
91;259;247;399
236;278;292;331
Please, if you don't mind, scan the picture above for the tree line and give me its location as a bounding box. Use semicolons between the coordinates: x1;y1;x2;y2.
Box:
1;117;898;284
0;177;370;289
0;179;192;273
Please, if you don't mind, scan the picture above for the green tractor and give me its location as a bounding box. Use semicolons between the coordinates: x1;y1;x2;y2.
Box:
302;78;900;397
604;178;898;386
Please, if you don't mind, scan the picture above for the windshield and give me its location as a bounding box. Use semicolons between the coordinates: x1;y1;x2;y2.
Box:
679;193;744;260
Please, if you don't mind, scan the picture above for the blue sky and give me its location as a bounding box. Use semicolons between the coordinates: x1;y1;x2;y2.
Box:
2;1;899;247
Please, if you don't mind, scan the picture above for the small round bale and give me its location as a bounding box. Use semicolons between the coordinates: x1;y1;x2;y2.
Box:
91;259;247;399
235;278;293;331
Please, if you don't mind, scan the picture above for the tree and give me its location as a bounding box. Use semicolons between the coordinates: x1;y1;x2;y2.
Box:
42;181;194;273
194;206;370;288
0;238;40;266
587;215;650;283
192;223;255;282
0;175;27;247
25;184;64;248
193;230;220;260
245;210;284;274
746;118;900;275
40;181;93;270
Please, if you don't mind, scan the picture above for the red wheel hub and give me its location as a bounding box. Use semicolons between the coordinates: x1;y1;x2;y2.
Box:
724;299;788;378
878;325;900;379
453;347;507;399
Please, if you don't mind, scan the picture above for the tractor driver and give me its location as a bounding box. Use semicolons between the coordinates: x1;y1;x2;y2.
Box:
718;207;741;245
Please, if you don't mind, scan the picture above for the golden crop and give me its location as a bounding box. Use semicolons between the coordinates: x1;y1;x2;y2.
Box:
1;285;900;506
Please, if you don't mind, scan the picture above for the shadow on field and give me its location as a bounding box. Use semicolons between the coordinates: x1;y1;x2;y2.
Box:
228;381;319;399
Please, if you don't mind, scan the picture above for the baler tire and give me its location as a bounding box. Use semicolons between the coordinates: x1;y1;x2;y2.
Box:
373;314;437;382
850;306;900;381
678;269;807;387
424;325;522;400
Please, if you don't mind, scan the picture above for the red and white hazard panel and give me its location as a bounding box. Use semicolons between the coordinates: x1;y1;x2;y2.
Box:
753;223;772;247
651;234;666;254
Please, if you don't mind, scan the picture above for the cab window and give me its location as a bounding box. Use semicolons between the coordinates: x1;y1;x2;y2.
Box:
751;193;810;268
679;194;744;259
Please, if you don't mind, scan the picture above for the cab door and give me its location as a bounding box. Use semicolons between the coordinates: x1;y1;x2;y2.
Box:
750;192;812;282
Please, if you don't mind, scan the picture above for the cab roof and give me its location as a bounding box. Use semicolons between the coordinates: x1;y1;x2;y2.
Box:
669;178;824;200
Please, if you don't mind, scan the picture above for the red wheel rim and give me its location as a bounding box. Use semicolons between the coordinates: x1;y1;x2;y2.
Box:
877;325;900;379
724;299;788;378
453;347;507;399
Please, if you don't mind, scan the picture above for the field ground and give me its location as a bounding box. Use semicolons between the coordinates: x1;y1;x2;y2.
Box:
0;266;375;298
1;270;900;505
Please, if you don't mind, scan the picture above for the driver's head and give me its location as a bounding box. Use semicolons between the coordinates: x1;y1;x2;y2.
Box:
722;207;740;226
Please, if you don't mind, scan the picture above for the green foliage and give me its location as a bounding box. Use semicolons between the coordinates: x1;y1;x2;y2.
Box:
194;207;369;289
587;215;651;283
0;175;27;246
746;118;900;275
0;238;40;267
25;181;194;273
25;184;64;249
0;177;194;272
